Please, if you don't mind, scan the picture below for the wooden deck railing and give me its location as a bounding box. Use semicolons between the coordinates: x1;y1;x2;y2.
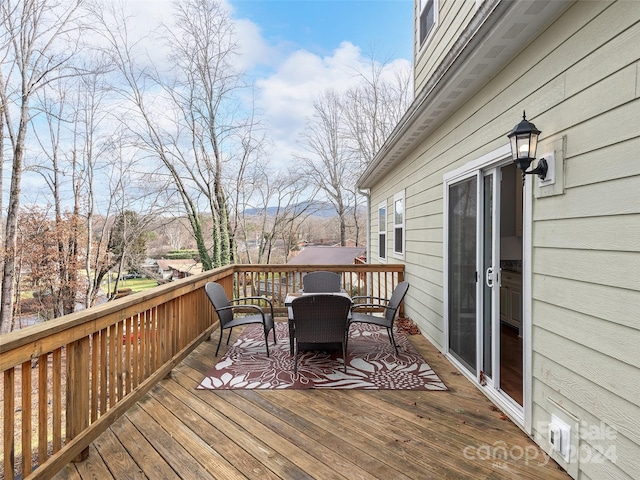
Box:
0;263;403;480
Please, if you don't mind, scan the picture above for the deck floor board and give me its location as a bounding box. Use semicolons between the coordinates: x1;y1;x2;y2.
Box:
59;325;570;479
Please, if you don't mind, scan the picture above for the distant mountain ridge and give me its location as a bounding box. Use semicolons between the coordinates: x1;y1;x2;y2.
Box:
244;201;337;218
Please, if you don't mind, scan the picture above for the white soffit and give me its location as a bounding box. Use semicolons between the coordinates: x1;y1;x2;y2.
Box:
358;0;574;189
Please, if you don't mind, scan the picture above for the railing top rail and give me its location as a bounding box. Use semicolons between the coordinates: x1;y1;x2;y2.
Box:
0;263;404;364
235;263;405;272
0;265;233;360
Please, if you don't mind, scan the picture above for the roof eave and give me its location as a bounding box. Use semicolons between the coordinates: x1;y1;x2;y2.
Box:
357;0;574;189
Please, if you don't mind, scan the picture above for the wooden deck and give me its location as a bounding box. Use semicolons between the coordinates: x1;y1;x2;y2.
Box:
53;324;570;479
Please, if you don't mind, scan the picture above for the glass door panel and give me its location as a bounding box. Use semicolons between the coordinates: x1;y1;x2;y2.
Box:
447;161;524;417
448;177;477;373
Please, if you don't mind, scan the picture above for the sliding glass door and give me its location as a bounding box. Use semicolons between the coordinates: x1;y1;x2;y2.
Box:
446;163;524;413
444;159;526;418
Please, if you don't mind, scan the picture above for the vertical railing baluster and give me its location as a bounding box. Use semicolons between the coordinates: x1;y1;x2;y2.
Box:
108;324;116;408
99;331;107;417
4;368;15;480
66;336;90;461
132;314;139;389
142;310;147;376
162;303;170;365
38;354;48;464
148;308;154;375
151;306;158;372
52;348;62;453
116;320;123;401
269;269;273;301
124;317;132;395
91;333;99;423
21;361;32;476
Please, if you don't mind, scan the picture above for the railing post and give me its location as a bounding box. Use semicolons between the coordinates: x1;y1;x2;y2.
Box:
66;336;90;461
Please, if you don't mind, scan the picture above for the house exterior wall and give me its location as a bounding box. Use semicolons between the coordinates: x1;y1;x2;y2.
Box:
413;0;477;94
371;1;640;478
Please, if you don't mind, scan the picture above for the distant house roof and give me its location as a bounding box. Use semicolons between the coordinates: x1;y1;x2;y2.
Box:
171;263;204;276
287;246;366;265
157;259;196;271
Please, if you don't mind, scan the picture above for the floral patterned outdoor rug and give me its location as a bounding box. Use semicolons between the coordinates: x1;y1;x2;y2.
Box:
197;322;448;390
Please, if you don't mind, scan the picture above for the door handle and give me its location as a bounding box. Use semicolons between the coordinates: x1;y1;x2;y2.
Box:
486;267;494;288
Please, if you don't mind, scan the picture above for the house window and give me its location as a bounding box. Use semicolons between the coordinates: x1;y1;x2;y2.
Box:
393;192;405;257
419;0;437;47
378;202;387;261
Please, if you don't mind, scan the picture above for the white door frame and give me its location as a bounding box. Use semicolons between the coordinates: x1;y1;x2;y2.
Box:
442;144;532;432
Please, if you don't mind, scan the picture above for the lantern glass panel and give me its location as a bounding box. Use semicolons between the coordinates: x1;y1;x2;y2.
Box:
529;134;538;159
516;134;531;159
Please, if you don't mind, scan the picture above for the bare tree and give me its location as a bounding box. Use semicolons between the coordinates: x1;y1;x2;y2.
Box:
342;51;412;168
235;164;318;263
342;52;412;245
71;64;116;308
29;77;83;317
296;53;412;250
297;90;355;246
0;0;85;333
94;136;168;301
223;90;267;264
90;0;257;271
153;217;194;252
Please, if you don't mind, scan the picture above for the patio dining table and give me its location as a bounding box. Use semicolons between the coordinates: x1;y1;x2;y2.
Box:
284;291;352;355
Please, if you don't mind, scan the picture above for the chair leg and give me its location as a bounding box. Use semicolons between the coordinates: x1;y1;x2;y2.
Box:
294;344;299;374
215;328;224;356
387;327;399;355
226;327;233;346
344;327;351;372
342;340;347;373
263;324;270;357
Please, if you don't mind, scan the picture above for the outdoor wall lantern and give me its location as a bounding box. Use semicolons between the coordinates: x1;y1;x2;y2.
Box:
507;111;548;183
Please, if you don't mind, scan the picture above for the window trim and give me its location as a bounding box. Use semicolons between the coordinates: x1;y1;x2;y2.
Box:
418;0;438;49
393;191;405;259
378;201;387;262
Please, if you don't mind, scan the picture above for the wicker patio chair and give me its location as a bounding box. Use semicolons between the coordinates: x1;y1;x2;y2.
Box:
290;294;352;373
348;281;410;355
205;282;276;357
302;271;341;292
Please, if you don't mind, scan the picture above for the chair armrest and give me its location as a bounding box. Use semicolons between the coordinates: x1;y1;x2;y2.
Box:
352;295;389;304
229;296;274;316
219;304;271;322
351;303;388;310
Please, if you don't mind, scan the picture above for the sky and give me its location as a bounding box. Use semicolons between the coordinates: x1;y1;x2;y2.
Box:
119;0;415;168
225;0;415;166
8;0;416;206
230;0;414;61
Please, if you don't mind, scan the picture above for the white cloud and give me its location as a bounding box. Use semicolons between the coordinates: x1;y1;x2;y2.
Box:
94;1;410;172
248;41;410;169
233;18;282;72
